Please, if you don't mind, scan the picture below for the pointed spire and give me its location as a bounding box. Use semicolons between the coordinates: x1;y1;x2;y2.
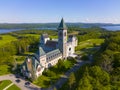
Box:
58;18;67;30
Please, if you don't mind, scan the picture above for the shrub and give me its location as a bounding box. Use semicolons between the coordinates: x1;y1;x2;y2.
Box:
81;55;89;61
0;36;2;40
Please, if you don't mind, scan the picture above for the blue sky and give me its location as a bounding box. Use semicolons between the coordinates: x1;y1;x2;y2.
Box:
0;0;120;23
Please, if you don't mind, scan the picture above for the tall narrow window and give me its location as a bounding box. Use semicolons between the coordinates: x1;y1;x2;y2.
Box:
69;48;71;51
64;32;66;36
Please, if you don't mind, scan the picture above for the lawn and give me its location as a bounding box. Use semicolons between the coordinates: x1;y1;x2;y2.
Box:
24;34;58;39
0;35;17;47
49;35;58;39
0;65;11;75
0;80;12;90
33;59;77;88
7;84;21;90
0;80;20;90
76;39;104;55
78;39;104;50
22;34;40;38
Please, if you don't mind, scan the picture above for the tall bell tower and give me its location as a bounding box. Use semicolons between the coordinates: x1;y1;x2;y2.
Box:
58;18;67;59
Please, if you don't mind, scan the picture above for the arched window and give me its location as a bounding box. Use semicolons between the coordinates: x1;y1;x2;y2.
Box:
69;48;71;51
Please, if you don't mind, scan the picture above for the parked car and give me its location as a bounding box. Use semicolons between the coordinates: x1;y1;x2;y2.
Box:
15;79;21;83
24;82;30;87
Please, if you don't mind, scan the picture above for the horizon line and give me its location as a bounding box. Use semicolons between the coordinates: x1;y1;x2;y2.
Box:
0;22;119;24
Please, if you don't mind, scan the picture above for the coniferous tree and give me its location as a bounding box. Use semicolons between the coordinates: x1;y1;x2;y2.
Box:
68;72;76;90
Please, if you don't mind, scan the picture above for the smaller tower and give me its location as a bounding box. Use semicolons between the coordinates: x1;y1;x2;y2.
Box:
58;18;67;59
68;35;78;47
40;34;50;46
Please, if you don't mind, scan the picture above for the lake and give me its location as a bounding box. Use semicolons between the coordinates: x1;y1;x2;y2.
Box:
0;26;120;34
0;29;23;34
0;28;56;34
102;26;120;31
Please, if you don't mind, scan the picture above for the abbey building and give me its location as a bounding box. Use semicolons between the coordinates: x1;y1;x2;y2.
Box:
20;18;78;78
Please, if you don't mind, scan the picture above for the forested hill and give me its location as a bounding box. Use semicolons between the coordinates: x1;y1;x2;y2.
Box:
0;23;120;29
60;30;120;90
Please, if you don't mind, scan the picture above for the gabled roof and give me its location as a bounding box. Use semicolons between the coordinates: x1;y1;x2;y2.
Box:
31;57;42;71
58;18;67;30
39;47;46;56
46;49;61;57
45;40;58;48
21;55;43;71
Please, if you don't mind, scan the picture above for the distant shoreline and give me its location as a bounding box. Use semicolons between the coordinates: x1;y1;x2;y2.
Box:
0;25;120;34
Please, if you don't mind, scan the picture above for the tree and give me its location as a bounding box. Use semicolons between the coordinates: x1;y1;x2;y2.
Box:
68;72;76;90
89;66;110;86
113;53;120;68
53;87;57;90
77;75;92;90
57;59;65;72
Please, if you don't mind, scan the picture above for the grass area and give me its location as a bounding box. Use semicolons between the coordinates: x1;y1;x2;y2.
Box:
49;35;58;39
23;34;58;39
33;59;77;88
21;34;40;38
7;84;21;90
0;80;12;90
76;39;104;55
78;39;104;49
0;80;20;90
0;35;17;47
0;65;11;75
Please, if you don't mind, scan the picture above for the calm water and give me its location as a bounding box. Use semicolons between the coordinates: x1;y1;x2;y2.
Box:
0;28;56;34
0;26;120;34
0;29;23;34
102;26;120;31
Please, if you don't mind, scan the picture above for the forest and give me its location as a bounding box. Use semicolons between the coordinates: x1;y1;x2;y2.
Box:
0;30;57;75
59;28;120;90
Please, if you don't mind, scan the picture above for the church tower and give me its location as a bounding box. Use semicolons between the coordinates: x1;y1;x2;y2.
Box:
58;18;67;59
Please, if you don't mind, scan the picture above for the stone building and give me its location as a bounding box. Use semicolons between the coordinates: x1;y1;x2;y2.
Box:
20;18;78;78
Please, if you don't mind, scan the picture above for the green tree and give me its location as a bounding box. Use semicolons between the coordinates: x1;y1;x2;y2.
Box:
77;76;92;90
57;59;65;72
68;72;76;90
89;66;110;85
